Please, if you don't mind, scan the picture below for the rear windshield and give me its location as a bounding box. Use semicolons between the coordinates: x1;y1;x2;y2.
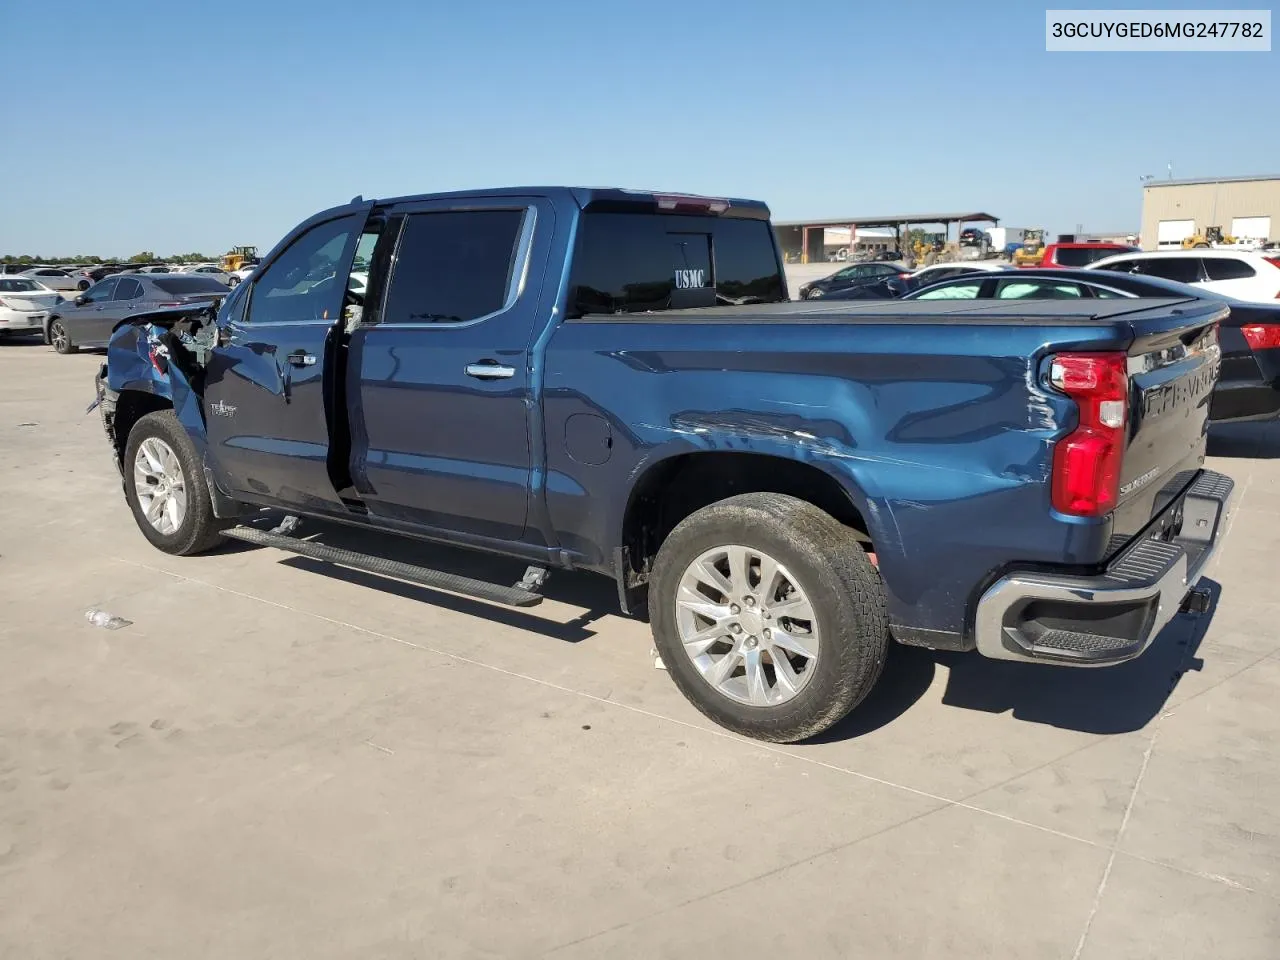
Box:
154;276;230;294
569;213;785;316
0;278;43;292
1055;246;1130;267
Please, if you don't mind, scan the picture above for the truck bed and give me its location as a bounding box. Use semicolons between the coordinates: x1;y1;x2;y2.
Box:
581;296;1212;326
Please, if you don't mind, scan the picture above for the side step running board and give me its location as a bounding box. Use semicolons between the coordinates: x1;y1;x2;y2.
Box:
223;526;544;607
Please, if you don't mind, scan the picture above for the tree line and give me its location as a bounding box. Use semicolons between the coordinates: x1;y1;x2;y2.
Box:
1;252;217;266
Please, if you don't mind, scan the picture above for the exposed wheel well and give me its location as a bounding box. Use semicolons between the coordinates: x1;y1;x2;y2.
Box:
108;391;173;464
621;453;871;583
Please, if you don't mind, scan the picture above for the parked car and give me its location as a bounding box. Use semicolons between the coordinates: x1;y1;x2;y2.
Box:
797;261;909;299
908;261;1010;287
134;264;173;274
226;263;258;287
905;268;1280;423
1031;242;1138;269
0;277;63;338
94;186;1233;744
19;267;80;291
1089;249;1280;303
47;273;229;353
177;264;233;284
819;276;913;300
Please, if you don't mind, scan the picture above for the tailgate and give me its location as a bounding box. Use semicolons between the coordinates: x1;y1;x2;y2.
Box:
1107;300;1226;556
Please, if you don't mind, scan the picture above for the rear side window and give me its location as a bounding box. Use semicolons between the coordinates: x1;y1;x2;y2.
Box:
915;281;983;300
1203;258;1256;281
154;276;232;294
114;278;143;300
569;213;784;316
1054;247;1123;267
995;279;1084;299
382;209;525;324
1138;257;1203;284
0;278;40;292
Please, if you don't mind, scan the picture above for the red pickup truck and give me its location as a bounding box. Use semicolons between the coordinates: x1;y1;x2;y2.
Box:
1030;242;1138;269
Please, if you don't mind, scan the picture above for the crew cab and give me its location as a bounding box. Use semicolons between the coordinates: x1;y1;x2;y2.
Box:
94;187;1234;743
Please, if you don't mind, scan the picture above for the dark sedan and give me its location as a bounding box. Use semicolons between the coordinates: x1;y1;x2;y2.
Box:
904;268;1280;423
797;261;909;299
47;273;230;354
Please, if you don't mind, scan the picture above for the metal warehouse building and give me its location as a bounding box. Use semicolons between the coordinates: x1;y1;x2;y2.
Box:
1142;174;1280;249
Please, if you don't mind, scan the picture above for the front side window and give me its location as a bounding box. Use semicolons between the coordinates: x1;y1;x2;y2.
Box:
1054;247;1124;267
1203;258;1256;281
995;280;1084;300
247;214;362;325
382;209;524;324
84;278;118;302
915;281;983;300
1093;258;1136;274
1138;257;1203;284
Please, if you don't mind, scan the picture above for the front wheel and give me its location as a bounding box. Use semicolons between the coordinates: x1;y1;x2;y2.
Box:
49;319;77;354
77;279;90;291
123;410;225;555
649;492;889;743
227;275;240;287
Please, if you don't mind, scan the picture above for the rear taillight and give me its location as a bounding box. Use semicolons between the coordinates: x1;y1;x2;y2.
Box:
1241;323;1280;350
1049;352;1128;517
1265;257;1280;268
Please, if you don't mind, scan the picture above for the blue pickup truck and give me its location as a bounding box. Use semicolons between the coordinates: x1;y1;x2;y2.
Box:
95;187;1235;742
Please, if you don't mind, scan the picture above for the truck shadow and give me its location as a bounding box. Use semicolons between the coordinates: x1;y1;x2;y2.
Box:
1208;420;1280;459
821;578;1220;741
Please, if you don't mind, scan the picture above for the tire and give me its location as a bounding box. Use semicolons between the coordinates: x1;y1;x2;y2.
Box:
77;279;90;291
49;318;77;354
1194;242;1210;249
227;276;240;287
123;410;225;556
649;492;889;743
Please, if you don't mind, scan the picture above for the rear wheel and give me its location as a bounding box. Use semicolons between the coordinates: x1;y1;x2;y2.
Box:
123;410;225;555
649;492;889;743
77;279;90;291
49;319;77;354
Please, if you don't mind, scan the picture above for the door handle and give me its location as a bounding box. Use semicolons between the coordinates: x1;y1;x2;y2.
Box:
287;352;317;367
465;361;516;380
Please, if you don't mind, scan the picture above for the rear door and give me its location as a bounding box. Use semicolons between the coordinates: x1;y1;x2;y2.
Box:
202;205;373;510
346;196;552;541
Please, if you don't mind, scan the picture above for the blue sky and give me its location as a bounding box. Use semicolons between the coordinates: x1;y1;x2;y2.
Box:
1;0;1274;256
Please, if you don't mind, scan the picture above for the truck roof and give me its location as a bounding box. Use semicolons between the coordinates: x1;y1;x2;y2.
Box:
332;187;772;220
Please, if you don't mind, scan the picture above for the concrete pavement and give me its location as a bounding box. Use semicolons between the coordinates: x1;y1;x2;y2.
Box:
1;339;1278;958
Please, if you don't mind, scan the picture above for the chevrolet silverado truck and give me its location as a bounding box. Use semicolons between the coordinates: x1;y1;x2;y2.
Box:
94;187;1235;743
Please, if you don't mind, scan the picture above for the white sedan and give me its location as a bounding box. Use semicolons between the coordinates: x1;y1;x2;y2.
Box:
909;261;1011;287
1089;249;1280;303
176;263;233;284
0;277;63;337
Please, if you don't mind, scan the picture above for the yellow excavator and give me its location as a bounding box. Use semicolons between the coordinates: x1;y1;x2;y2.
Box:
220;245;259;273
1012;229;1046;266
1181;226;1237;249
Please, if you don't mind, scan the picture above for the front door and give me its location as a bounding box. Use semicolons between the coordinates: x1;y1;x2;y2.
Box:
202;207;372;511
63;277;120;345
347;197;552;542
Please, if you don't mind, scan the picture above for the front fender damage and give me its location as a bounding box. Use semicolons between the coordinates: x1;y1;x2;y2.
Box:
100;304;246;519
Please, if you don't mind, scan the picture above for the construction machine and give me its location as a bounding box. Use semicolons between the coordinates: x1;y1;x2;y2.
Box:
1012;229;1046;266
220;245;259;273
1181;226;1238;249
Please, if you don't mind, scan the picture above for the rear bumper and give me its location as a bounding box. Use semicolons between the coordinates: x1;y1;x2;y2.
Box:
974;470;1234;666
